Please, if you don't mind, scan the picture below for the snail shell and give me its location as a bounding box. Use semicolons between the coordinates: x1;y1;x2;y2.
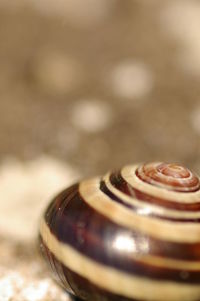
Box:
39;162;200;301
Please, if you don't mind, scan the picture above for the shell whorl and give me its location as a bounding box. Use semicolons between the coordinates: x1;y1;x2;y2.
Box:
136;162;200;192
39;162;200;301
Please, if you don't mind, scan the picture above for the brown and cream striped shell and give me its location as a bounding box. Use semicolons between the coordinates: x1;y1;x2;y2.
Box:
39;162;200;301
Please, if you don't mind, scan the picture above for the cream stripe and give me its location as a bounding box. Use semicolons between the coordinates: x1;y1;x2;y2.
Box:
133;254;200;270
122;165;200;203
104;173;200;219
40;219;200;301
80;178;200;243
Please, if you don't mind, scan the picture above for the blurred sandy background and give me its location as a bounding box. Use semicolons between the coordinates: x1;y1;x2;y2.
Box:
0;0;200;300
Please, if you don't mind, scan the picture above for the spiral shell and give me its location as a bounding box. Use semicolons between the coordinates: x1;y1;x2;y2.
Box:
39;162;200;301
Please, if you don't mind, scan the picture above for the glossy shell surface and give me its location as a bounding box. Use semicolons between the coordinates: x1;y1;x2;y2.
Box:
39;162;200;301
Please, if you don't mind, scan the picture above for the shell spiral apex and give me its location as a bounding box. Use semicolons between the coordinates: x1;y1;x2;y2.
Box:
136;162;200;192
39;162;200;301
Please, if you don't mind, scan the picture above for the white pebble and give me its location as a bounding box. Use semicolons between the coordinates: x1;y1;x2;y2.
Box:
22;280;49;301
0;272;24;301
110;60;153;100
71;99;112;133
0;277;13;301
0;268;70;301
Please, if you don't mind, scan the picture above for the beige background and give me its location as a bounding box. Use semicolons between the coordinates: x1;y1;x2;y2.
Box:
0;0;200;300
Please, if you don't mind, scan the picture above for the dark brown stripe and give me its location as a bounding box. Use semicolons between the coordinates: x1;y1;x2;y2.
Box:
39;235;147;301
43;184;200;283
44;183;78;229
110;171;200;211
100;180;200;222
